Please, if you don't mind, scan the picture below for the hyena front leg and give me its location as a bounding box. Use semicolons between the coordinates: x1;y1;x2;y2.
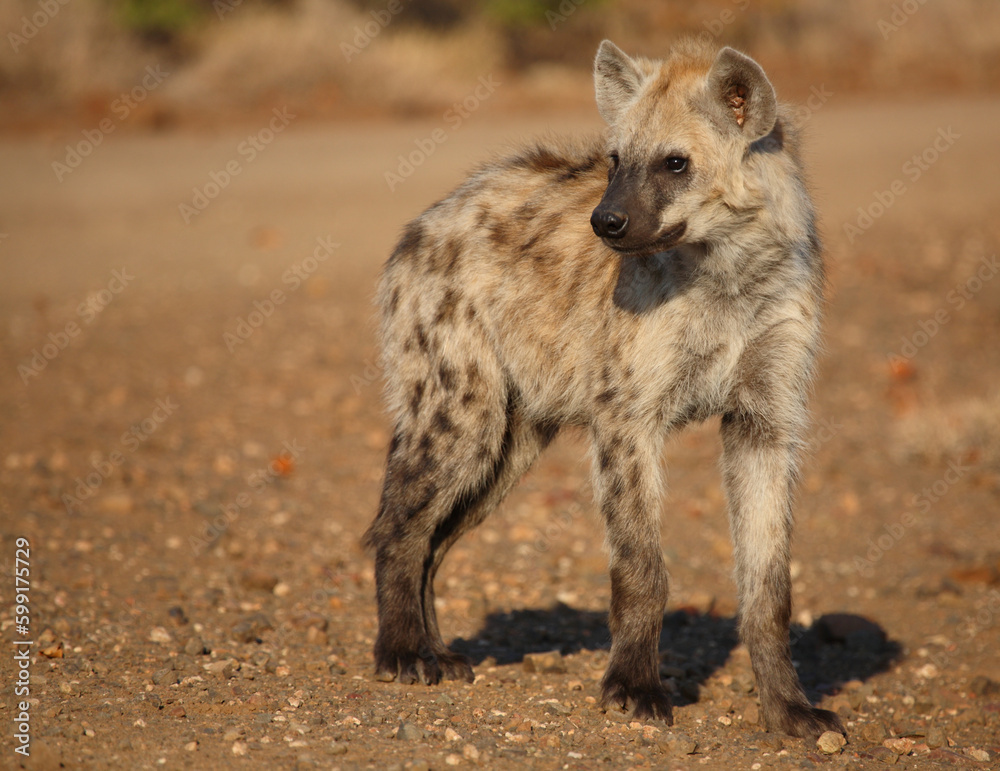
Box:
592;426;672;722
720;411;846;740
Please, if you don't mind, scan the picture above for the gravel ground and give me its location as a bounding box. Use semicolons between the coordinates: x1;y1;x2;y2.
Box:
2;99;1000;770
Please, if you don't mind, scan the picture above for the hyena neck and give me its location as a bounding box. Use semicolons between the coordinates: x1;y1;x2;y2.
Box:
694;232;814;300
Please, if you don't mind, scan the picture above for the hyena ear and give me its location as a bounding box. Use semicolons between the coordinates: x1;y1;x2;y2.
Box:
706;47;777;142
594;40;647;124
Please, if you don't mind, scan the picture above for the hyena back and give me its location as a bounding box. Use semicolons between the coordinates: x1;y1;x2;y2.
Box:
364;38;844;740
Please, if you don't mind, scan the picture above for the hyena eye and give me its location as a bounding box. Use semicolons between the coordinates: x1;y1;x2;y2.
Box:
608;153;619;180
663;156;688;173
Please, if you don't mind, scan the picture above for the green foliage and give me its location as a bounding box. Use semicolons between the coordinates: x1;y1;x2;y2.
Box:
484;0;603;27
112;0;206;42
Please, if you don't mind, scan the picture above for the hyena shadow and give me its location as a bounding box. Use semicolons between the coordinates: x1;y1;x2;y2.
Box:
451;603;901;706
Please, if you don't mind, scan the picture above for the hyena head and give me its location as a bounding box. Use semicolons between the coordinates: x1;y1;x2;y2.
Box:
590;39;779;256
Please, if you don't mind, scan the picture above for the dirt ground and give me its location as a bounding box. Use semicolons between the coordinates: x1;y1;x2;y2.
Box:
2;93;1000;770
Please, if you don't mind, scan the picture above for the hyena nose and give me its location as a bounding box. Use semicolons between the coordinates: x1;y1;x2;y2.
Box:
591;207;629;239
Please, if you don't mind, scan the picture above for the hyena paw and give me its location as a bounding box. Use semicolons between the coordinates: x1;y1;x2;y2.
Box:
373;643;442;685
600;675;674;723
374;644;474;686
768;702;846;741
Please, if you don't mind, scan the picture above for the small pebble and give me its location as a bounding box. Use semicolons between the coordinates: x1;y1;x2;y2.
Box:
849;684;875;711
659;733;698;756
925;726;947;748
328;661;347;676
859;719;887;744
817;730;846;754
828;694;853;716
747;731;783;751
462;744;480;760
522;651;567;674
330;741;348;755
152;668;179;686
184;637;209;656
241;570;279;592
204;659;237;679
396;722;424;741
868;746;899;764
168;606;189;626
231;613;274;643
883;737;913;755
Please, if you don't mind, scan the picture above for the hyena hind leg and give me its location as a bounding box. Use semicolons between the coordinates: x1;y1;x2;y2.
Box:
420;412;558;681
365;388;555;686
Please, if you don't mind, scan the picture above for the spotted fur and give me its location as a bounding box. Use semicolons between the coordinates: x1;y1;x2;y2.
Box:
364;38;844;740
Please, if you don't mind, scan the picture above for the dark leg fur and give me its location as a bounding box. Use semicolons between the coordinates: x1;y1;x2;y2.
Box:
420;413;557;681
365;394;557;686
593;427;673;723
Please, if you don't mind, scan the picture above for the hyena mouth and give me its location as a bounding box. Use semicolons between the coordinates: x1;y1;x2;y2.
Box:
605;221;687;257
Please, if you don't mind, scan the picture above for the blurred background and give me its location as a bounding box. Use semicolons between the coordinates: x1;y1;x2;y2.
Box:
3;0;1000;129
2;2;1000;767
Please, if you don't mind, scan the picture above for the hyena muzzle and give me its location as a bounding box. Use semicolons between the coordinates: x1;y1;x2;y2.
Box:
364;38;845;740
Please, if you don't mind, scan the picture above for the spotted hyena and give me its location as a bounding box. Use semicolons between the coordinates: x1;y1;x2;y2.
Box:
364;38;845;740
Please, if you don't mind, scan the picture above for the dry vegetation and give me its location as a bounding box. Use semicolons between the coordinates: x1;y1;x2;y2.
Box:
2;0;1000;128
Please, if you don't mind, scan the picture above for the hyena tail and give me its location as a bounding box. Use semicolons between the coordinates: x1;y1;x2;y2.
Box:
364;240;558;685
